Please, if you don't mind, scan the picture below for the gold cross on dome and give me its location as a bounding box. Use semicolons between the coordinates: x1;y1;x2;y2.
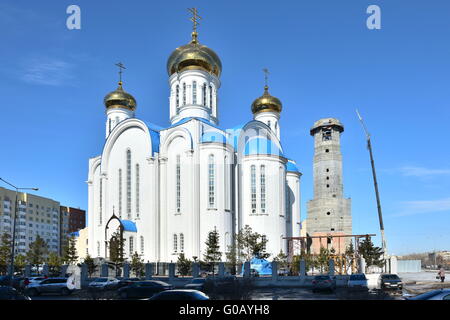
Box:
115;62;126;84
188;8;202;33
263;68;270;87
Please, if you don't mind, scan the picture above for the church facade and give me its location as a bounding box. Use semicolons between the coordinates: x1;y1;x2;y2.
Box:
86;26;302;263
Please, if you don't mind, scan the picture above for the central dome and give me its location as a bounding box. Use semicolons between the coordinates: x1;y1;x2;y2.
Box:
167;32;222;77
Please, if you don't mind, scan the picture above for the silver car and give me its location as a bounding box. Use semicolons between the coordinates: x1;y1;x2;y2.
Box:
406;289;450;300
26;278;73;296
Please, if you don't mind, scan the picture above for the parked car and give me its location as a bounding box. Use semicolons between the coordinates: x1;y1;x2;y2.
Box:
184;278;207;292
26;278;73;296
406;289;450;300
0;286;31;300
115;277;141;289
250;269;259;277
312;275;336;293
347;274;368;291
118;280;173;299
21;277;47;289
0;276;27;291
88;277;120;291
379;274;403;292
148;289;209;300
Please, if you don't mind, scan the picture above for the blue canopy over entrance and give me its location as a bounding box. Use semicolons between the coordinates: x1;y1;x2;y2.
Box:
240;258;272;275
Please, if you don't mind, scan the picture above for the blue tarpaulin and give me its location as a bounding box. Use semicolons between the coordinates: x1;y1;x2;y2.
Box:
240;258;272;275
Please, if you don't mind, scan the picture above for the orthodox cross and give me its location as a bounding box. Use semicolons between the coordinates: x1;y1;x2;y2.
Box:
115;62;126;85
263;68;270;88
188;8;202;34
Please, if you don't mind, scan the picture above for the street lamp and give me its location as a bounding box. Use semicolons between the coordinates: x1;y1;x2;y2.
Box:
0;177;38;285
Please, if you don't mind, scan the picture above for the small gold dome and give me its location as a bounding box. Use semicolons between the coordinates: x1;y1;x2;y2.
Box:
104;82;137;111
251;86;282;114
167;32;222;77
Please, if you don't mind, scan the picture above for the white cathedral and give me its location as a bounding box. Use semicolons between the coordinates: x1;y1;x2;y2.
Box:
86;24;302;263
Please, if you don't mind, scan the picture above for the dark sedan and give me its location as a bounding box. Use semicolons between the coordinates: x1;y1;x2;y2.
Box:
379;274;403;291
118;280;173;299
0;286;31;300
148;289;209;300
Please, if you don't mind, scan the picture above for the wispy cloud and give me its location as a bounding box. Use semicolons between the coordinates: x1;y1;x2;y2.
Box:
397;166;450;178
21;59;75;86
391;198;450;217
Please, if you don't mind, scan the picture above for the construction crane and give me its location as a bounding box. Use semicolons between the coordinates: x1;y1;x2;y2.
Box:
356;109;388;258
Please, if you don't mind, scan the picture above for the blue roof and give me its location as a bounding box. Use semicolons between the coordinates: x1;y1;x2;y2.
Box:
244;137;284;157
171;117;219;129
286;160;300;173
70;231;80;238
201;131;227;144
240;258;272;276
120;220;137;232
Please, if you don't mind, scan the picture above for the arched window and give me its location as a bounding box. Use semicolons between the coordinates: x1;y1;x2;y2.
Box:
140;236;144;255
118;169;122;218
129;236;134;255
209;85;213;108
176;85;180;112
192;81;197;104
202;83;207;106
180;233;184;253
208;155;215;208
251;165;256;213
183;83;186;105
268;120;271;129
260;165;266;213
136;164;140;218
99;178;103;225
108;118;112;133
173;234;178;253
126;150;132;219
176;155;181;213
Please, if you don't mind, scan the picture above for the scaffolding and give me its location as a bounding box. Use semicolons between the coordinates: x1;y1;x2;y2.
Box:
284;234;376;274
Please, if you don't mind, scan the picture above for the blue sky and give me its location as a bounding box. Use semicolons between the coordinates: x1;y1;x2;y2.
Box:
0;0;449;255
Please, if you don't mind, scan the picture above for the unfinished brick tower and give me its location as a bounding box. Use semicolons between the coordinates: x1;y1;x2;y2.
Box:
306;118;352;254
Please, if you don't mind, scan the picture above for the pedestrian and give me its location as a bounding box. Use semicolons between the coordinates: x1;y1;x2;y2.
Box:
437;266;445;283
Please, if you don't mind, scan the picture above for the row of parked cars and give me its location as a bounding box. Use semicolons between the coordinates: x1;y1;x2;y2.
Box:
87;277;209;300
311;273;404;293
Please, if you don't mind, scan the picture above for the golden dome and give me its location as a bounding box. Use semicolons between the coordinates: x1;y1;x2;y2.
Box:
167;32;222;77
104;82;137;111
251;85;282;114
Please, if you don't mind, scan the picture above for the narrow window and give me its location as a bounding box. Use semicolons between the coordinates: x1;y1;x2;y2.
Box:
260;165;266;213
224;156;229;210
202;83;207;106
129;236;134;255
209;85;213;108
109;118;112;133
208;155;215;208
118;169;122;218
140;236;144;255
176;85;180;112
136;164;140;218
173;234;178;253
261;235;267;251
180;233;184;253
192;81;197;104
97;241;100;257
268;120;271;129
183;83;186;105
251;165;256;213
126;150;132;219
176;155;181;213
99;178;102;225
279;167;283;216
